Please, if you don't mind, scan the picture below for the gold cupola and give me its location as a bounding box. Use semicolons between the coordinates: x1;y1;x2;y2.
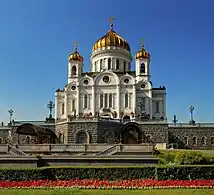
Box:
135;41;150;60
92;18;130;52
68;43;83;62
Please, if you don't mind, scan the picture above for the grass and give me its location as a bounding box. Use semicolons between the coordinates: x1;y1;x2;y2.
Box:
0;189;214;195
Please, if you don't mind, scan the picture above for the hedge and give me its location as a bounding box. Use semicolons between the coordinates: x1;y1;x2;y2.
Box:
0;166;213;181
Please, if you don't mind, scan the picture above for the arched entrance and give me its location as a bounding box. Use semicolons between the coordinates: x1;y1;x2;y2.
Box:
121;122;142;144
75;131;89;144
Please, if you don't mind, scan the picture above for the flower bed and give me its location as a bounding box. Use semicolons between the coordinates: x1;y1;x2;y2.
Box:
0;179;214;189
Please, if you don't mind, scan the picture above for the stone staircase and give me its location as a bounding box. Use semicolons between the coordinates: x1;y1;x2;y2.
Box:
95;145;118;156
7;144;27;156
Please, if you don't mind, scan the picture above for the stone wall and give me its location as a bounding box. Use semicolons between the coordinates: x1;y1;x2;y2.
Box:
169;126;214;149
139;124;168;143
67;121;98;143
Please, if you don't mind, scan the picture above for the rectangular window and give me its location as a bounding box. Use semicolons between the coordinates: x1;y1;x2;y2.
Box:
156;101;159;113
100;94;103;108
125;93;128;107
84;94;87;109
109;94;112;107
104;94;108;107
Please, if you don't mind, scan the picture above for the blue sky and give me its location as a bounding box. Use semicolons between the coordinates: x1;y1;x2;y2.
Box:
0;0;214;123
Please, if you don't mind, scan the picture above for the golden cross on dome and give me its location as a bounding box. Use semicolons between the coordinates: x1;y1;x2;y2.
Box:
73;41;79;51
109;17;115;30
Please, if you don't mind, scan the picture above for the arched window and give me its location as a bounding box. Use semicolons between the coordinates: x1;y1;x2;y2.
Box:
72;99;75;111
140;63;145;73
155;101;160;113
84;95;87;109
62;103;65;115
71;66;77;75
100;94;103;108
193;136;197;145
125;93;128;108
100;59;103;70
116;59;119;70
202;136;206;145
108;58;111;69
109;94;112;108
104;94;108;107
184;137;188;145
76;132;88;144
211;137;214;145
123;61;126;71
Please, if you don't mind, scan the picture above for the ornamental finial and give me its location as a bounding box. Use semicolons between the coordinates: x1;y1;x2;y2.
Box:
141;38;144;48
73;41;79;52
109;17;115;31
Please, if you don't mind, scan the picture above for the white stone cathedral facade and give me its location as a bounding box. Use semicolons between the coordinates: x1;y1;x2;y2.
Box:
55;23;166;122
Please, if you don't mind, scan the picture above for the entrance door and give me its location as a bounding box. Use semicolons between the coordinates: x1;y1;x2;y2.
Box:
123;130;138;144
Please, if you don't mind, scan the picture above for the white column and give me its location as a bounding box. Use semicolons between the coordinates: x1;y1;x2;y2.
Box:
163;96;166;118
92;86;95;116
65;91;68;119
103;94;105;108
107;93;109;107
87;94;91;109
112;93;114;108
98;94;100;108
82;95;85;109
116;85;120;118
55;94;58;122
150;98;153;119
76;86;80;116
133;85;136;115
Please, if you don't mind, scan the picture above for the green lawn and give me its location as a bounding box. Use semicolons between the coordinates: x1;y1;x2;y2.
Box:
0;189;214;195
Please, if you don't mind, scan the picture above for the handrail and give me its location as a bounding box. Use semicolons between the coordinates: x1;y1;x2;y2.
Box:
96;145;118;156
8;144;27;156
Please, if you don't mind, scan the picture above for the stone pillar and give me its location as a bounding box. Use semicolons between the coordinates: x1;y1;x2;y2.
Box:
55;93;58;122
92;86;95;116
163;97;166;118
112;58;115;70
98;94;100;108
76;86;80;116
150;98;153;119
107;93;109;107
65;90;68;119
112;93;115;108
103;94;105;108
133;85;136;115
116;85;120;117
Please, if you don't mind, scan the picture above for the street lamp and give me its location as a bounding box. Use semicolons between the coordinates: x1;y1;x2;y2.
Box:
189;105;195;124
8;109;14;125
47;101;55;119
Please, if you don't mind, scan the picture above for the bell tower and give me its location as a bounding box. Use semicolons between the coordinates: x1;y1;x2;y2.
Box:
68;42;83;84
135;40;150;82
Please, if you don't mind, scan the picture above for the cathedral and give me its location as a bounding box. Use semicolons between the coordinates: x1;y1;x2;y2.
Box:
55;21;166;122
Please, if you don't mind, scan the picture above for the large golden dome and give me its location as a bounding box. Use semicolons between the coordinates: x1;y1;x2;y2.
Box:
135;44;150;60
68;47;83;62
92;25;130;52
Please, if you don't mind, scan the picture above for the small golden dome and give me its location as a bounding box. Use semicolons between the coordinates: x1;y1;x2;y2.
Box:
92;24;130;52
135;44;150;60
68;46;83;62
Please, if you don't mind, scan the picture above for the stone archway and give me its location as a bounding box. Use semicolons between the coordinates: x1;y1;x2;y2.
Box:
121;122;142;144
75;131;89;144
